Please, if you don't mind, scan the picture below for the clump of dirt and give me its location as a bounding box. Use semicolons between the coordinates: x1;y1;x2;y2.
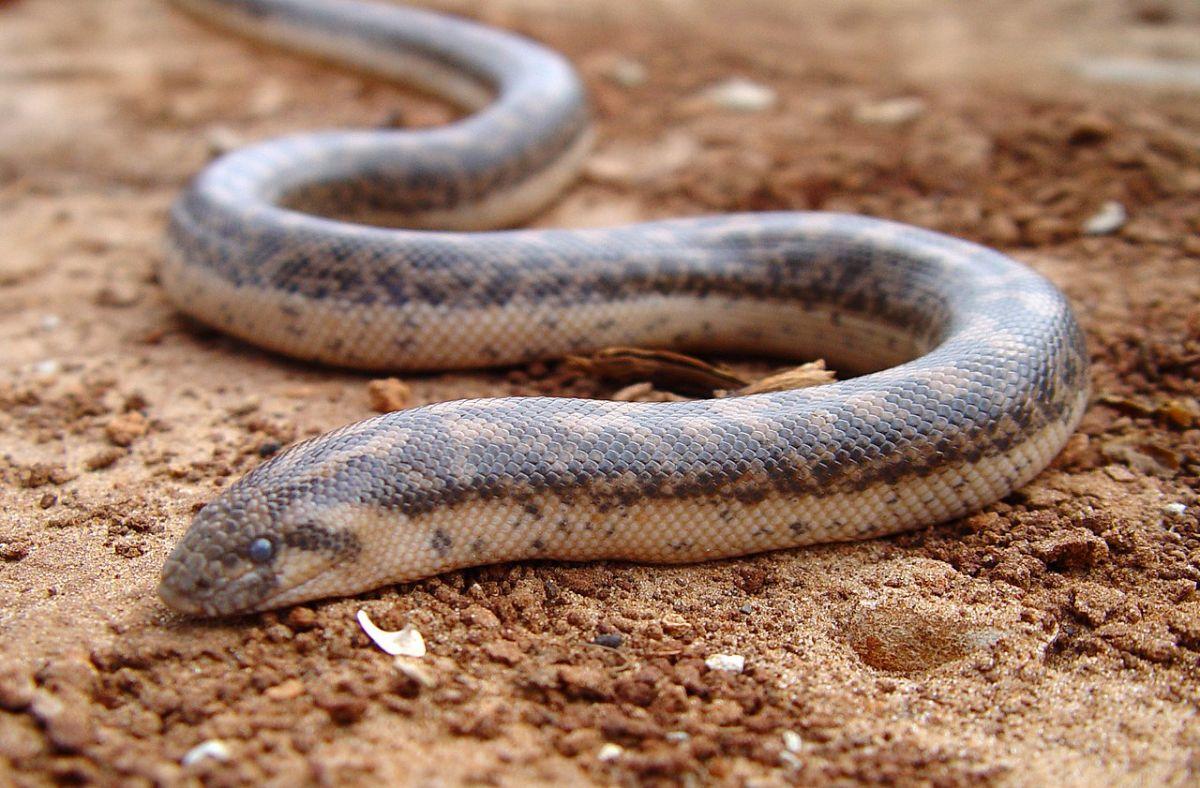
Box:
1;0;1198;784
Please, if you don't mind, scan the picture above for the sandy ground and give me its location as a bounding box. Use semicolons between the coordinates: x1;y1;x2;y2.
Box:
1;0;1199;784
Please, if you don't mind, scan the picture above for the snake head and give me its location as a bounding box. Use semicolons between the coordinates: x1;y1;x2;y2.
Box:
158;471;363;617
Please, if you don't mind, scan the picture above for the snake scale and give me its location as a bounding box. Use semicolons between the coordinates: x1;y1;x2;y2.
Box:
157;0;1089;617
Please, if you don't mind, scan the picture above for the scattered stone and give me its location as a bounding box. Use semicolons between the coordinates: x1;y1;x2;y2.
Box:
104;411;148;447
367;377;411;413
264;678;305;701
1162;502;1187;518
0;540;29;562
597;742;624;762
84;447;126;471
227;398;260;417
1082;201;1127;235
661;613;691;635
1074;57;1200;90
1103;464;1137;482
853;96;926;125
606;57;646;87
1066;113;1115;145
1158;399;1199;429
181;739;232;767
592;633;623;649
704;653;745;673
18;462;74;488
357;610;426;657
665;731;690;743
782;730;804;753
585;131;699;185
33;359;61;376
285;606;317;630
40;314;61;331
699;77;777;112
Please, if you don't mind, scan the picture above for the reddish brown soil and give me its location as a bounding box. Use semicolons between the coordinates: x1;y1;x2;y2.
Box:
1;0;1198;784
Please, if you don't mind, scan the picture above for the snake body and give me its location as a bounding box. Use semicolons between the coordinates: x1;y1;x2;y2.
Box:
157;0;1089;617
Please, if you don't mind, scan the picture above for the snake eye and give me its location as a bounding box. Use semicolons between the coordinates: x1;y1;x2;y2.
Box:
247;537;275;564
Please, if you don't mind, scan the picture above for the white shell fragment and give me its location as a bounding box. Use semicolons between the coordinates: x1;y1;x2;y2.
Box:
1083;201;1127;235
357;610;427;657
181;739;232;766
782;730;804;753
700;78;777;112
1163;502;1187;518
704;653;746;673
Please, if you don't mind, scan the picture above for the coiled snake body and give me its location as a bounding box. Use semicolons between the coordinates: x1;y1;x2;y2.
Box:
158;0;1089;617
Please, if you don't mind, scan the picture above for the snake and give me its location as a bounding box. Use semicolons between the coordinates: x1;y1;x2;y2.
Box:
156;0;1090;617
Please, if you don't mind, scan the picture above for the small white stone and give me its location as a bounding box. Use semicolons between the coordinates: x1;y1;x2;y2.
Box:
665;731;690;743
32;360;60;376
704;653;745;673
1083;201;1127;235
357;610;426;657
782;730;804;752
700;78;777;112
597;743;624;762
853;96;926;125
40;314;61;331
607;57;647;87
181;739;231;766
1163;502;1187;518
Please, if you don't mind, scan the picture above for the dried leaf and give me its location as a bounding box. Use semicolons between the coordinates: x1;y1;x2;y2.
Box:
733;360;836;395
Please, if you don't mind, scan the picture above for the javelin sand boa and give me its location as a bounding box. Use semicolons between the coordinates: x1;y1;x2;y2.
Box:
157;0;1089;617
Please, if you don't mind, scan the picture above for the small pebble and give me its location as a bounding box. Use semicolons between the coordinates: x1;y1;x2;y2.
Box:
700;78;777;112
1162;502;1187;518
782;730;804;752
357;610;426;657
33;360;60;376
181;739;231;767
1083;201;1127;235
704;653;745;673
597;743;624;762
665;731;690;743
607;57;646;87
40;314;61;331
738;603;753;615
853;96;926;125
592;633;623;649
367;377;411;413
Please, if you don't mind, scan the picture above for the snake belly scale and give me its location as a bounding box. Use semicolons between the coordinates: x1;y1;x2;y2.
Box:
157;0;1089;617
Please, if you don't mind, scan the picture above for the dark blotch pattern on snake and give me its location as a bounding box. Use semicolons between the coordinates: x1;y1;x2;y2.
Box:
157;0;1089;617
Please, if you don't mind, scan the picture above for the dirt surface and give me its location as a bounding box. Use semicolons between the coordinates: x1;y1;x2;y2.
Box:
2;0;1200;784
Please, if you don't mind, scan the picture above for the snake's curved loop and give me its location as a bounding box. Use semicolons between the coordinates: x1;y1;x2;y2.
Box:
158;0;1088;617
